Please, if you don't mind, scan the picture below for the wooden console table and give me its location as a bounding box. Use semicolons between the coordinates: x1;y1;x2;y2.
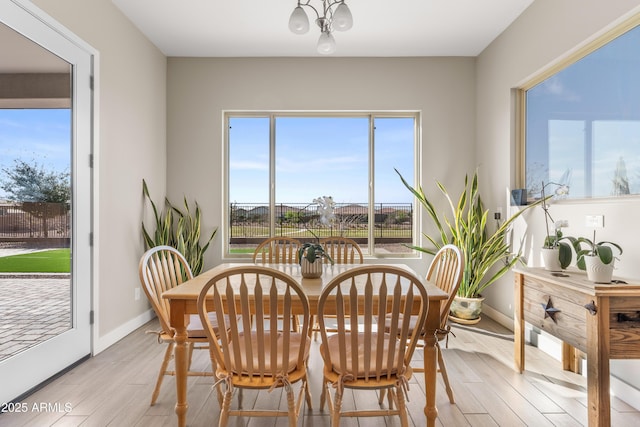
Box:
513;267;640;427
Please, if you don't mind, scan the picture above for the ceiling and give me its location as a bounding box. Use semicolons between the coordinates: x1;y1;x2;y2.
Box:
111;0;535;57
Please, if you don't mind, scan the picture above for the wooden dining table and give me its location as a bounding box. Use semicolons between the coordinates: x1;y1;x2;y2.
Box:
162;262;448;427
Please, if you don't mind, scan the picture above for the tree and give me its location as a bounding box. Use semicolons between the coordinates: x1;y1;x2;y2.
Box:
0;159;70;238
1;159;70;203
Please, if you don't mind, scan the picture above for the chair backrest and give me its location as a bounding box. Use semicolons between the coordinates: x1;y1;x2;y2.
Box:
426;244;464;328
317;265;428;380
139;245;194;334
320;236;364;264
252;237;301;264
197;265;310;380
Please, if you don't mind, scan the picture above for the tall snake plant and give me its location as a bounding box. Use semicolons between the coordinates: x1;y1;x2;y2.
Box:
142;179;216;275
396;169;543;298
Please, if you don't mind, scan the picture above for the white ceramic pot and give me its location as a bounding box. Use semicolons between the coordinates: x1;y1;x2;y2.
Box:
584;256;614;283
449;295;484;324
300;257;323;278
541;248;562;272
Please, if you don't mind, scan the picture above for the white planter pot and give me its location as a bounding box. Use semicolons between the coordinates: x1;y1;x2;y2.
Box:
300;257;323;278
541;248;562;272
584;256;614;284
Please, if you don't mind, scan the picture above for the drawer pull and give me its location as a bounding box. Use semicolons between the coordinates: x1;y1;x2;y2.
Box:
584;301;597;316
617;312;640;323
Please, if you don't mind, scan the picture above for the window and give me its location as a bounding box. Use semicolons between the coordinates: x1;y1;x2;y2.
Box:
521;19;640;200
226;112;418;257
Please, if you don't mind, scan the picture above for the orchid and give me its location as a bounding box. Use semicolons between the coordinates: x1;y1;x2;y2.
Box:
540;182;573;269
297;196;335;265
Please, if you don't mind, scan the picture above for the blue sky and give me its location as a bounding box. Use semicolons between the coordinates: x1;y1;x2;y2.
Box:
0;109;71;198
228;116;415;205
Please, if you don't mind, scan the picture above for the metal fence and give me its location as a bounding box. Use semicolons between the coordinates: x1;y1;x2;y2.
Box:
0;202;70;246
229;202;412;244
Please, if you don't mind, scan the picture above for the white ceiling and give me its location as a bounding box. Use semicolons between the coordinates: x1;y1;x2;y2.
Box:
111;0;535;57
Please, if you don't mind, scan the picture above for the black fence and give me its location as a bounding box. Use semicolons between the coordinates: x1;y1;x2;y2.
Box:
229;202;412;244
0;202;70;247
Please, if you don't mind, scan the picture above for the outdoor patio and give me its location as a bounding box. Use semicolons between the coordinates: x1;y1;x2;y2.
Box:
0;273;70;362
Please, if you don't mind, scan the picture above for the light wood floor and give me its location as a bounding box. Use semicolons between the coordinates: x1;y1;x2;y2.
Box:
1;317;639;427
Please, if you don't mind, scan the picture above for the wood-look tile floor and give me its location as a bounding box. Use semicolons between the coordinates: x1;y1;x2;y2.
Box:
1;317;639;427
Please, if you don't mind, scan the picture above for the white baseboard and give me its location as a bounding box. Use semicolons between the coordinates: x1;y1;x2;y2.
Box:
482;305;640;411
92;309;155;355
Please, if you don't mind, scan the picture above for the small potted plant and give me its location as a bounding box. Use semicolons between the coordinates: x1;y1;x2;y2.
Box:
540;182;573;271
297;196;335;278
571;230;623;283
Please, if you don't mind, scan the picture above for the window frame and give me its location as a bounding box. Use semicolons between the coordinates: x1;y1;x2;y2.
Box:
517;14;640;201
222;110;421;259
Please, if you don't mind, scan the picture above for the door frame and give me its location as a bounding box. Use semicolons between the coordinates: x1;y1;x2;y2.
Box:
0;0;98;402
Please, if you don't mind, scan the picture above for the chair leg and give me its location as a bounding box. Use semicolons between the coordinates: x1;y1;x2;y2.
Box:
286;384;297;427
396;385;409;427
332;389;342;427
437;342;455;404
320;378;327;411
219;386;233;427
150;342;174;406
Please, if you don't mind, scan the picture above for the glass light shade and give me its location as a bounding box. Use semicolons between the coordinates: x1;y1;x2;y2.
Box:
317;31;336;54
332;3;353;31
289;6;310;34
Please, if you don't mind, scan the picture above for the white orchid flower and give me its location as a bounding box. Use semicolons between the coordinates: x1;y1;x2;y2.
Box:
314;196;336;225
555;220;569;229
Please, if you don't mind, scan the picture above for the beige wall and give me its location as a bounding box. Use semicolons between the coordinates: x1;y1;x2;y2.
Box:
166;57;477;276
32;0;167;348
477;0;640;395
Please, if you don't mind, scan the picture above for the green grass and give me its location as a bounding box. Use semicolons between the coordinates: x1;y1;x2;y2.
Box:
0;249;71;273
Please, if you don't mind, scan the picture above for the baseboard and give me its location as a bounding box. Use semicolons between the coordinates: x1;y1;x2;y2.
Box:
481;303;514;331
92;308;155;354
482;305;640;411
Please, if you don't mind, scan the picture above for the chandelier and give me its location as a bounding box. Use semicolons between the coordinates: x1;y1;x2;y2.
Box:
288;0;353;55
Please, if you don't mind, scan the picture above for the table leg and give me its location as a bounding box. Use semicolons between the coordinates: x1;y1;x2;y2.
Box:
586;297;610;427
423;301;440;427
170;300;189;427
514;273;525;373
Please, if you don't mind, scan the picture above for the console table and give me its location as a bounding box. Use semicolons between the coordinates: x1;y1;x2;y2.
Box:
513;267;640;427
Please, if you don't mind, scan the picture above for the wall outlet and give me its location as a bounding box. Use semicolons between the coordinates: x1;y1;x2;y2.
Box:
585;215;604;228
135;287;141;301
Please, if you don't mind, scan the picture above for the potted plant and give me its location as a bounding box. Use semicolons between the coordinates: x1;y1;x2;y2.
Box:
141;179;217;275
396;169;543;323
571;230;622;283
539;181;573;271
296;196;335;278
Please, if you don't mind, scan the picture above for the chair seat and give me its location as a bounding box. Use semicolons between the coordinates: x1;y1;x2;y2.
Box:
321;332;404;378
186;313;226;337
228;331;310;375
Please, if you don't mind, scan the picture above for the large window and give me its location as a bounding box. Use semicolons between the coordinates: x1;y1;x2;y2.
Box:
226;113;418;257
522;19;640;200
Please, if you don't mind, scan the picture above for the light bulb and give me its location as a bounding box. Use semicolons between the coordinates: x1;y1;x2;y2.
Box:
289;6;310;34
317;31;336;54
332;3;353;32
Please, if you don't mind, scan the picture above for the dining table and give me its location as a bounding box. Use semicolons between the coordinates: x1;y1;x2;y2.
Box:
162;262;448;427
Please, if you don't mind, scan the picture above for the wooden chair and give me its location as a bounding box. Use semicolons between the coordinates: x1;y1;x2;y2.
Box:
417;244;463;403
197;265;312;427
253;236;303;329
320;236;364;264
252;236;301;264
382;244;463;404
317;265;429;427
313;236;364;338
138;245;216;406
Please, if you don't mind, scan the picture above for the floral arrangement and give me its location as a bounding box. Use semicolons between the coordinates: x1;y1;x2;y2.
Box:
297;196;335;265
540;181;573;269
